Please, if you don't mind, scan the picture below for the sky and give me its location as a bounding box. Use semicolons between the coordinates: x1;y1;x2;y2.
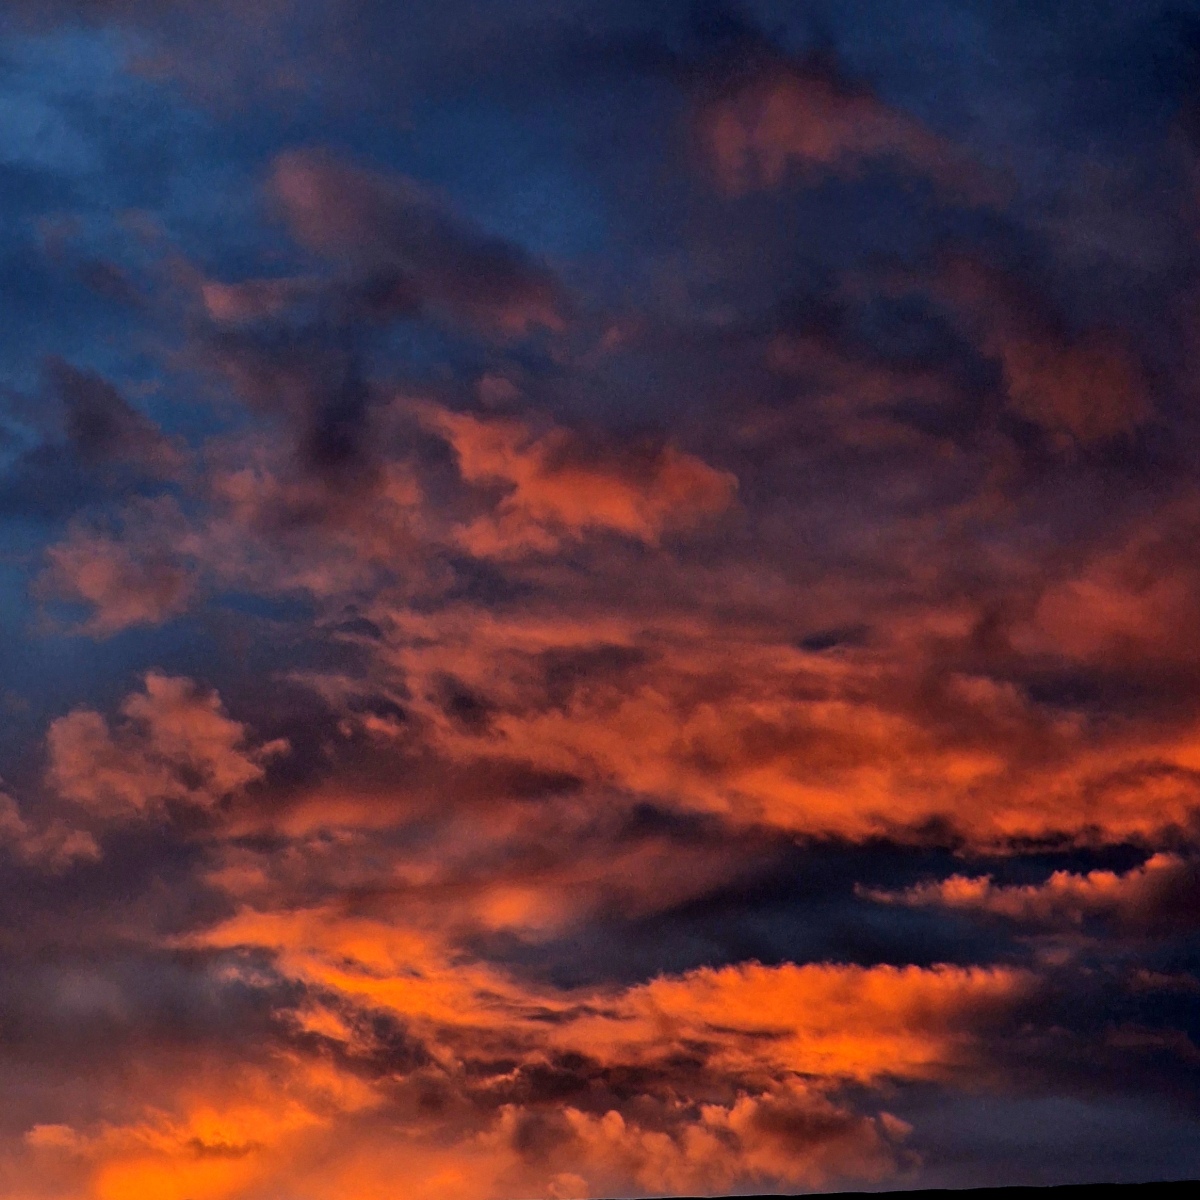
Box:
2;2;1200;1198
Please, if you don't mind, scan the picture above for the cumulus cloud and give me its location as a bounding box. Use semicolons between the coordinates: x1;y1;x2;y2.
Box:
15;1060;904;1200
46;673;288;820
520;1083;906;1198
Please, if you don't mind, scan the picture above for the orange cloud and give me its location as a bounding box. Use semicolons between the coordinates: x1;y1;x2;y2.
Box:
135;893;1026;1198
14;1063;906;1200
869;853;1200;933
17;1057;378;1200
353;603;1200;848
189;891;1028;1089
46;672;287;820
533;1082;905;1198
568;960;1028;1086
423;405;737;554
8;9;1200;1200
13;840;996;1199
203;788;757;963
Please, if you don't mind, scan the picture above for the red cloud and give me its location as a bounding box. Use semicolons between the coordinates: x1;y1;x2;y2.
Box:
1010;499;1200;665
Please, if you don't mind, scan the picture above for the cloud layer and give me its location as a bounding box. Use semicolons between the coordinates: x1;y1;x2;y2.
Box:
3;1;1200;1197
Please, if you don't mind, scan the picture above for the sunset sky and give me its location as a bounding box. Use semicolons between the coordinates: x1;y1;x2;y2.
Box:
3;3;1200;1198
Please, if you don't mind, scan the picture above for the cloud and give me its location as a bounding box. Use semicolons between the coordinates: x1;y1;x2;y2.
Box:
868;853;1200;935
528;1083;906;1198
14;1060;903;1200
45;672;288;820
935;256;1151;443
143;892;1025;1198
998;336;1148;443
33;398;734;631
423;405;737;554
700;59;989;200
350;600;1200;849
45;358;180;477
39;513;195;636
189;899;1028;1094
196;321;380;479
184;431;426;596
0;793;99;871
6;4;1200;1195
200;277;312;325
270;149;570;336
1009;498;1200;666
571;959;1028;1086
15;1056;378;1200
35;423;428;628
0;363;181;523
